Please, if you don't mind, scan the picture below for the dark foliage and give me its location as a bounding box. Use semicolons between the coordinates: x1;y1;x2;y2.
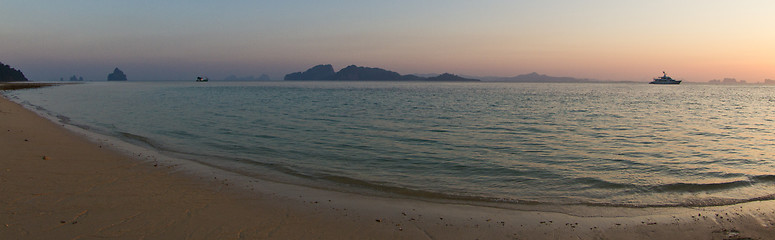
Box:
0;62;29;82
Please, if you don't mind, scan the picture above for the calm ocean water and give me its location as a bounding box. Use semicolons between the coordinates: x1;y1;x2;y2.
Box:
7;81;775;207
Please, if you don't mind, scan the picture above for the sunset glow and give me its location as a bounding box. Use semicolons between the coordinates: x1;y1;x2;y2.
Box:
2;0;774;82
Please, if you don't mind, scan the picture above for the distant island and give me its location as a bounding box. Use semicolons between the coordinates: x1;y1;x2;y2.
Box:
425;73;479;82
480;72;593;83
223;74;272;81
706;78;775;84
284;64;479;81
107;68;127;81
0;62;29;82
67;75;85;81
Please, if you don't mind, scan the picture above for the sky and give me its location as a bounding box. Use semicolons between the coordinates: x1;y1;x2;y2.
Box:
2;0;774;82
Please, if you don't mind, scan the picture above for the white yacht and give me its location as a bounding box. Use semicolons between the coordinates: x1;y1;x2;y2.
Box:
650;71;681;84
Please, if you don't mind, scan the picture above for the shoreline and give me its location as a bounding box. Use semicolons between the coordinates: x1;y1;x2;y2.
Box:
2;90;775;239
0;82;69;91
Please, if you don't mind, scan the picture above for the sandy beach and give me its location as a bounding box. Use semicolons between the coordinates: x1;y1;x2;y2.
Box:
2;85;775;239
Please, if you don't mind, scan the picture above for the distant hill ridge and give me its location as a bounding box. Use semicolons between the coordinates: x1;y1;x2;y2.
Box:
481;72;592;83
284;64;478;81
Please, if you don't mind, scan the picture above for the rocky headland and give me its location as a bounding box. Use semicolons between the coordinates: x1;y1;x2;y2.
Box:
0;62;29;82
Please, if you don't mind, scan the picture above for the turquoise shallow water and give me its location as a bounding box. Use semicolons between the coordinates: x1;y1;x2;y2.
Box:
7;81;775;207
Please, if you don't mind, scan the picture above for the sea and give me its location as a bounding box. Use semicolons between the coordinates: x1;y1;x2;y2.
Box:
5;81;775;208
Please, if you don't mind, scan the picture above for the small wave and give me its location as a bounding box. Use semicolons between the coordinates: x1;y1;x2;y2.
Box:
56;114;91;130
56;114;71;124
317;174;775;208
573;177;633;189
118;132;161;149
427;129;450;133
750;175;775;182
651;181;750;193
318;174;542;205
312;172;775;208
161;130;200;139
394;137;442;145
581;194;775;208
253;134;279;139
649;175;775;193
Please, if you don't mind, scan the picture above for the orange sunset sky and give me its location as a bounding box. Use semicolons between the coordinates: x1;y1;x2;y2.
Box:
2;0;774;82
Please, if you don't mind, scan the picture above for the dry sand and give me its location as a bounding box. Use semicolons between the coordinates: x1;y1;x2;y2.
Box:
2;85;775;239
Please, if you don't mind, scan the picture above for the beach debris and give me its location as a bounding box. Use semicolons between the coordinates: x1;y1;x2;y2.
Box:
375;219;382;223
720;228;743;239
42;156;50;160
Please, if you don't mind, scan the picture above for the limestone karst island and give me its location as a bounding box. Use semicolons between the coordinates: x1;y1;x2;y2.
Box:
107;68;128;81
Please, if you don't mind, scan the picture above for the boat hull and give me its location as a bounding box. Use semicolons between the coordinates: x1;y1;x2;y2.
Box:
649;81;681;84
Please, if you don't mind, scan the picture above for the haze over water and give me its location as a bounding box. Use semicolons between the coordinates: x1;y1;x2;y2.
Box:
7;81;775;207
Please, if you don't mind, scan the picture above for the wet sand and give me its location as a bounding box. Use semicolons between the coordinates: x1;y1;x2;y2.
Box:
2;87;774;239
